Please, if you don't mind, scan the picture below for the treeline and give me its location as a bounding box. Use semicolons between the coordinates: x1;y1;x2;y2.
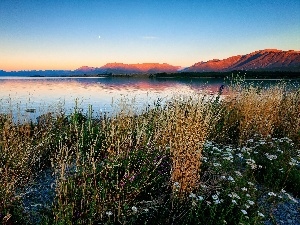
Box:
153;71;300;79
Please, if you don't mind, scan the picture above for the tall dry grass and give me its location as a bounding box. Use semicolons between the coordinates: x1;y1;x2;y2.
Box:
0;111;63;223
158;97;212;196
212;83;300;145
51;107;168;223
0;116;36;214
50;95;212;223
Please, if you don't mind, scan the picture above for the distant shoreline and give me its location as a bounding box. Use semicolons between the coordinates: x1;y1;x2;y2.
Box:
0;71;299;79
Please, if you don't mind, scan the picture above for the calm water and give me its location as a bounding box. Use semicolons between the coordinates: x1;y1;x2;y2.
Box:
0;76;298;122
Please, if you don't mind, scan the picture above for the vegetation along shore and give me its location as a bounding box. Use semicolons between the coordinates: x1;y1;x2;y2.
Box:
0;81;299;224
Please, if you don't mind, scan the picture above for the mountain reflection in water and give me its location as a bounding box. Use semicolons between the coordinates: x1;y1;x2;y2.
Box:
0;77;297;122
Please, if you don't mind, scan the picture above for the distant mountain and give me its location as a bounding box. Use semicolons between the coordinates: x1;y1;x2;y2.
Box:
72;63;180;75
1;49;299;76
184;49;300;72
98;63;180;74
75;66;97;72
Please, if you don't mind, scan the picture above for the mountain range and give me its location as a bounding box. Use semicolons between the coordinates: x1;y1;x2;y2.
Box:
1;49;299;76
75;63;180;74
184;49;300;72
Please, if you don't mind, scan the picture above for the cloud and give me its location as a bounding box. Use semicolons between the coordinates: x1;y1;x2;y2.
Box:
142;36;158;40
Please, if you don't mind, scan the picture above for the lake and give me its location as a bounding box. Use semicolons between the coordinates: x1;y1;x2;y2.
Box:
0;76;298;122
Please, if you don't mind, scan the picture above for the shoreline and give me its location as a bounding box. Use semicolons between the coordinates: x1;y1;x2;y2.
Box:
0;71;299;79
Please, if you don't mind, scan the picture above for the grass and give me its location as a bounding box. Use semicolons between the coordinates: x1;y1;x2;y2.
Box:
0;81;299;224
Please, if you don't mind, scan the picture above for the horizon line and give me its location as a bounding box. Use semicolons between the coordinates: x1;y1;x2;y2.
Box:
1;48;299;72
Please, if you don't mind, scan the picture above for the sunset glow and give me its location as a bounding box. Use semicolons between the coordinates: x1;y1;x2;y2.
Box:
0;0;299;71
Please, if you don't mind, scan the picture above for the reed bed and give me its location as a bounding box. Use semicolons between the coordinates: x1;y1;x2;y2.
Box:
0;82;299;224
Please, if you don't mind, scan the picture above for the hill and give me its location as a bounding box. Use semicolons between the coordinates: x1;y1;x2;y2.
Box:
97;63;180;74
184;49;300;72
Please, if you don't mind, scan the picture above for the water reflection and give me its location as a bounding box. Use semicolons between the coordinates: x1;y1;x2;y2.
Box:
0;77;298;122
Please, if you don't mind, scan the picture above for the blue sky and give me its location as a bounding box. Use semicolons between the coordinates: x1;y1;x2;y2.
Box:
0;0;299;71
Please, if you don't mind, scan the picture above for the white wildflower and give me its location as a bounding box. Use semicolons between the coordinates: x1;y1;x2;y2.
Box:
268;192;276;197
285;193;298;203
106;211;113;216
265;153;277;160
213;146;221;152
197;196;204;201
277;149;283;154
189;193;196;198
246;159;257;169
283;137;292;142
213;163;221;167
230;192;241;199
247;200;254;205
257;211;265;217
204;141;213;147
247;182;254;186
132;206;138;213
214;199;221;204
200;184;207;189
224;156;233;161
174;182;180;188
289;158;299;166
228;176;235;182
241;209;247;215
241;187;247;191
235;171;242;177
246;159;256;164
212;194;219;200
237;153;243;158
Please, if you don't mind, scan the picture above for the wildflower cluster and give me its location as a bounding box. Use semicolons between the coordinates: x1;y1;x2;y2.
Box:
198;134;300;224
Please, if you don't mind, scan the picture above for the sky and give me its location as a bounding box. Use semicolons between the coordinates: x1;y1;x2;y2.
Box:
0;0;299;71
